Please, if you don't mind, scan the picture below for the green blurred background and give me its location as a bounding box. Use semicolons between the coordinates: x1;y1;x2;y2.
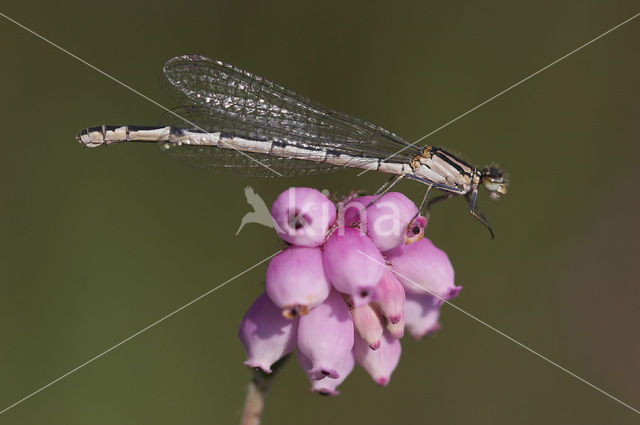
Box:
1;1;638;424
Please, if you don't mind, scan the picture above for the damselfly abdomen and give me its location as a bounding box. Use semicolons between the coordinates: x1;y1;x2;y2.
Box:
76;55;507;237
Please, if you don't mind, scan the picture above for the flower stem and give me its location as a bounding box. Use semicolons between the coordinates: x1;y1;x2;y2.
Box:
240;355;289;425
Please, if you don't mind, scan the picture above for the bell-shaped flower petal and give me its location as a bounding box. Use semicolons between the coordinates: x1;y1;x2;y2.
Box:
297;350;355;396
238;292;298;373
271;187;336;247
354;331;402;386
404;292;442;339
323;226;385;306
266;246;331;318
386;237;462;300
298;290;354;380
385;311;405;339
373;268;406;324
350;303;383;350
343;193;421;252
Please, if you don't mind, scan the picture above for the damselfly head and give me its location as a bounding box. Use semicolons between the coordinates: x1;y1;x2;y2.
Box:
481;167;508;199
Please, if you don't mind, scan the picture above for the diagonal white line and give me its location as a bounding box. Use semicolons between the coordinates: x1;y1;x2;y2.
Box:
0;251;280;416
356;249;640;415
357;10;640;177
0;11;283;177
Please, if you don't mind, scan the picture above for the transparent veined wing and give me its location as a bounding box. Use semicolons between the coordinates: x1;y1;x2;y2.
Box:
162;55;421;163
159;105;342;177
161;144;343;177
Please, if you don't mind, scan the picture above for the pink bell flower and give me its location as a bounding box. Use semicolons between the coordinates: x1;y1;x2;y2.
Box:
404;292;442;339
386;238;462;300
266;246;331;318
373;268;406;324
343;193;425;252
298;350;355;396
353;331;402;386
323;226;384;306
298;290;354;380
271;187;336;247
238;292;298;373
350;302;384;350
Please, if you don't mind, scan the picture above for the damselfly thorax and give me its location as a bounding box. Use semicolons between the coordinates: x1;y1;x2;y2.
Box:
76;55;507;237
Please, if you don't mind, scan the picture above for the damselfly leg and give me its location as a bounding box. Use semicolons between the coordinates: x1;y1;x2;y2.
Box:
407;183;433;227
366;174;405;207
467;190;495;239
373;174;401;195
424;193;456;222
415;184;434;216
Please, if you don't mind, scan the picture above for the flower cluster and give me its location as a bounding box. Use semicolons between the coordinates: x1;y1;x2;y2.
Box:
238;187;461;395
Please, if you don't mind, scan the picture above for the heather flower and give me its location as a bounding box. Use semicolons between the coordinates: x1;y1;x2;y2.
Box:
271;187;336;247
297;289;354;380
350;302;384;350
266;246;330;318
297;350;355;396
238;188;462;396
323;226;384;306
238;292;298;373
343;192;426;251
353;331;402;386
386;237;462;300
404;292;442;339
373;268;406;324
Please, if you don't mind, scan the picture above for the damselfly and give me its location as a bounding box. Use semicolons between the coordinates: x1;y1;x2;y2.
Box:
76;55;507;237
